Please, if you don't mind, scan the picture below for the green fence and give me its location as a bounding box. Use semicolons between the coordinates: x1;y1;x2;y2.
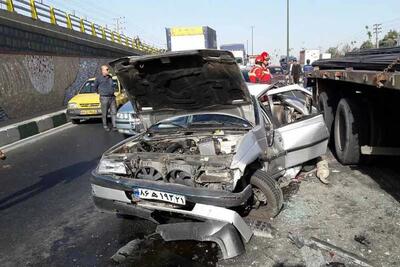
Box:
0;0;164;54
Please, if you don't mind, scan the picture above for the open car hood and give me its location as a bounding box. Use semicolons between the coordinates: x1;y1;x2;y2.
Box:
110;50;252;115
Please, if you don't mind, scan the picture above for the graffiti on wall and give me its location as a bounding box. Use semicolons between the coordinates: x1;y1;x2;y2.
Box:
63;58;109;104
23;55;55;94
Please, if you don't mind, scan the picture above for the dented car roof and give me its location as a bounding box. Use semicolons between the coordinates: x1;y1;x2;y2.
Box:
110;50;252;113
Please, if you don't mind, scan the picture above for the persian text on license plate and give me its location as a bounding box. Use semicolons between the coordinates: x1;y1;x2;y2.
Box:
80;109;98;115
133;188;186;205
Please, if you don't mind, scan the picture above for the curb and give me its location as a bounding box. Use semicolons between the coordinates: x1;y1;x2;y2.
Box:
0;110;68;147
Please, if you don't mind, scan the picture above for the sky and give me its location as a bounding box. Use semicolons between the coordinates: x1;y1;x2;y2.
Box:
35;0;400;62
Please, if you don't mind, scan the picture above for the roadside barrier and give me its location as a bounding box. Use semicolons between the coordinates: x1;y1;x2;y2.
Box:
0;110;68;147
0;0;164;54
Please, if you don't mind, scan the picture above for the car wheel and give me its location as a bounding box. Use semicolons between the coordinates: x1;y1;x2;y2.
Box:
71;119;81;124
334;98;364;165
249;170;283;218
318;91;334;136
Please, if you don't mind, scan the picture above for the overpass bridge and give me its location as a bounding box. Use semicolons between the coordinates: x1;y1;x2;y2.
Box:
0;0;164;122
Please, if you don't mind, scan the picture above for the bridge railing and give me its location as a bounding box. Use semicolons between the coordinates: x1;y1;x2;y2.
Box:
0;0;164;54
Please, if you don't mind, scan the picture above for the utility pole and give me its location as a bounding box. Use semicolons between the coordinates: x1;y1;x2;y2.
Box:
373;23;382;48
286;0;290;62
251;26;255;56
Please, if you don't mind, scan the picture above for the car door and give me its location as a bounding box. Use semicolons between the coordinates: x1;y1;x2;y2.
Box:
275;113;329;168
114;79;127;107
258;83;329;168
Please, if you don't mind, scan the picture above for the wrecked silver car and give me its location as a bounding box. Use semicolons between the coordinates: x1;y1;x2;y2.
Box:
91;50;329;259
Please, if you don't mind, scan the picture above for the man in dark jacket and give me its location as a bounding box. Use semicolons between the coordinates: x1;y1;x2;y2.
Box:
290;59;302;84
94;65;116;131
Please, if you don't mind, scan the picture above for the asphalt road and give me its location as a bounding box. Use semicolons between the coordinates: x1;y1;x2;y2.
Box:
0;122;216;267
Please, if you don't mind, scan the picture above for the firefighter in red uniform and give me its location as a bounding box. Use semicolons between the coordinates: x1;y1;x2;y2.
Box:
249;52;271;83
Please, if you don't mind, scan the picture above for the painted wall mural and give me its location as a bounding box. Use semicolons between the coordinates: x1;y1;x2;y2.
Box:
0;54;110;122
22;55;55;95
63;58;110;104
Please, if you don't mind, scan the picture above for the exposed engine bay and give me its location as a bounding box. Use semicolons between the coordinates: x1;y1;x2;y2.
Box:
111;132;246;191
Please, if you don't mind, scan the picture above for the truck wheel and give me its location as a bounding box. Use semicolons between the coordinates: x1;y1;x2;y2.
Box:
249;170;283;218
71;119;81;124
318;92;334;136
334;98;363;164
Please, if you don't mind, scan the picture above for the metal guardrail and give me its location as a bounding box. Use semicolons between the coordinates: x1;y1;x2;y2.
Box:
0;0;165;54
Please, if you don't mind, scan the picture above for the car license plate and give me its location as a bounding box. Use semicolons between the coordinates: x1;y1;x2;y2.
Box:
80;109;98;115
133;188;186;205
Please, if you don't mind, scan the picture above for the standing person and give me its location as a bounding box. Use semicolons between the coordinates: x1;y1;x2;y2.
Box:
291;59;302;84
94;65;117;131
303;59;314;87
303;59;313;73
248;53;271;84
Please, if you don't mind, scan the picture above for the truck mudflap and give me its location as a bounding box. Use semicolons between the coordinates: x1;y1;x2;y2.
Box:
156;221;245;259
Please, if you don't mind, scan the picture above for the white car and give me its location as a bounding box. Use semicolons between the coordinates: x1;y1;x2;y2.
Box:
91;50;329;259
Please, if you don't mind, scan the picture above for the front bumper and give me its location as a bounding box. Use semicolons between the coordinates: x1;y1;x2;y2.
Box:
67;109;102;119
91;171;252;208
91;171;254;259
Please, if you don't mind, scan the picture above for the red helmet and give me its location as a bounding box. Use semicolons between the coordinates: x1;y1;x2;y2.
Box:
261;51;270;61
255;55;264;63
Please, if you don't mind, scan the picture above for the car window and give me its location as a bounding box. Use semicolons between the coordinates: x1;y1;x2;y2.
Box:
79;81;95;93
268;67;283;75
241;70;250;82
235;57;243;64
79;79;118;94
190;114;251;128
113;80;119;93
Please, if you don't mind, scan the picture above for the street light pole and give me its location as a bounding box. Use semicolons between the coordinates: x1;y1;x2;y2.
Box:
286;0;290;62
251;26;255;56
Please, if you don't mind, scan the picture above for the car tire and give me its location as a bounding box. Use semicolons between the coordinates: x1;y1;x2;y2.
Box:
249;170;283;218
334;98;363;165
318;91;334;136
71;119;81;124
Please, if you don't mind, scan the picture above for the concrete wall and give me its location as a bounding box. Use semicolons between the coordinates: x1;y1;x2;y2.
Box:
0;54;111;121
0;9;149;122
0;9;144;57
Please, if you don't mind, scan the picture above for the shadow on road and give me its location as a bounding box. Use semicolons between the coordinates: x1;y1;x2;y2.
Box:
350;157;400;202
0;159;98;210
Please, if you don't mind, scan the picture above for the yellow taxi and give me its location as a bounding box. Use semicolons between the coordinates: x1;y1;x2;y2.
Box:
67;76;128;124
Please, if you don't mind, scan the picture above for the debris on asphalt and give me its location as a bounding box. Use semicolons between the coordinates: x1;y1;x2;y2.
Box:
354;234;371;246
288;233;374;267
0;150;6;160
111;238;143;263
244;219;276;238
316;159;330;184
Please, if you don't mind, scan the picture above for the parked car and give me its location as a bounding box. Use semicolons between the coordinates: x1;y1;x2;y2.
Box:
67;76;128;124
116;101;144;136
90;50;328;258
268;65;287;84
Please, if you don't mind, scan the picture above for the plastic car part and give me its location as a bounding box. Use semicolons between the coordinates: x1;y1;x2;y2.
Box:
156;221;245;259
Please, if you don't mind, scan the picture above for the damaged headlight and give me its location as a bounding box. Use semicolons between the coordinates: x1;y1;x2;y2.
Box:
97;158;127;175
